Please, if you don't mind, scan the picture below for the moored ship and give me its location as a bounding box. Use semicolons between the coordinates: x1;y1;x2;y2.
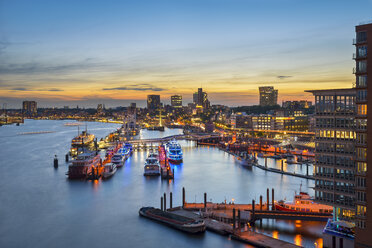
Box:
70;129;95;157
275;190;333;214
237;152;257;168
102;163;117;179
165;139;183;164
67;152;101;179
139;207;206;234
144;153;160;176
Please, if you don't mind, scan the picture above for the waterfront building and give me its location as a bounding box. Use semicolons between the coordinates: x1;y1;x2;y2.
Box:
171;95;182;108
147;95;161;111
354;22;372;248
259;86;278;106
252;114;274;130
307;88;356;247
282;100;312;109
22;101;37;116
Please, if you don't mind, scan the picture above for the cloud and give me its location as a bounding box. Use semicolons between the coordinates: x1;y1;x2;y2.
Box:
277;75;292;79
103;83;165;91
46;88;63;91
9;87;63;92
11;87;29;91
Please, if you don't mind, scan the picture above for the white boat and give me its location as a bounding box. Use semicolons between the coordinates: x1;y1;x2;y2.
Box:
237;152;257;167
102;163;117;179
165;139;183;163
144;153;160;176
111;153;125;167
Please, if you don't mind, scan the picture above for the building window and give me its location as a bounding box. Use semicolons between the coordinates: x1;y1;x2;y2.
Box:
357;205;367;217
357;162;367;174
357;45;367;58
357;148;367;160
357;104;367;115
357;60;367;73
356;119;367;130
357;90;367;102
357;31;367;43
357;75;367;87
357;133;367;145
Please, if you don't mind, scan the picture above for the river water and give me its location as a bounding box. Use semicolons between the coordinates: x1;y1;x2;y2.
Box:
0;120;324;248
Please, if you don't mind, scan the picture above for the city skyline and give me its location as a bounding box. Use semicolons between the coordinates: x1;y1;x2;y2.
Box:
1;0;372;108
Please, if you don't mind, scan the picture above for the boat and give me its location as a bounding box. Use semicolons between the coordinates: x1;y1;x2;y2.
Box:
147;126;165;131
322;219;355;247
102;163;117;179
237;152;257;167
111;152;125;167
139;207;206;233
286;154;297;164
67;152;101;179
70;128;95;157
165;139;183;164
144;153;160;176
124;143;133;155
275;186;333;214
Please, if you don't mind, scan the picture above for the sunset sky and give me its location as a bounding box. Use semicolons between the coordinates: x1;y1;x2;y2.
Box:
1;0;372;108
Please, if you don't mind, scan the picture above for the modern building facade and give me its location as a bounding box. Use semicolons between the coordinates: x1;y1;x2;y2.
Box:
259;86;278;106
22;101;37;116
308;88;356;247
171;95;182;108
193;88;210;109
354;22;372;248
147;95;161;111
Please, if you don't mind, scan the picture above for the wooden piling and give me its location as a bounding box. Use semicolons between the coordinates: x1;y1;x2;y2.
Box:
182;187;185;208
54;155;58;168
65;153;69;162
267;188;270;210
306;164;309;176
237;210;241;231
252;199;255;224
232;208;236;230
265;157;267;168
260;195;263;211
170;192;173;209
272;188;275;210
161;197;163;211
281;160;284;172
164;193;167;211
204;192;207;210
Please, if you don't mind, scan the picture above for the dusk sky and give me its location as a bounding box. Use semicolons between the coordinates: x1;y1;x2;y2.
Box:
1;0;372;108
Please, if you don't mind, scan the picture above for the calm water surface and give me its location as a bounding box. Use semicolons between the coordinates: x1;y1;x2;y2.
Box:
0;120;323;248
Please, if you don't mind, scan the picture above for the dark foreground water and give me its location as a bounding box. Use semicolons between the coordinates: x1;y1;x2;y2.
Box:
0;120;323;248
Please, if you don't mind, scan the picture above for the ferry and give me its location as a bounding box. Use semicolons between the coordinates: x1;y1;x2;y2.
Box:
67;152;101;179
144;153;160;176
70;130;95;157
275;188;333;214
166;139;183;164
102;163;117;179
139;207;206;234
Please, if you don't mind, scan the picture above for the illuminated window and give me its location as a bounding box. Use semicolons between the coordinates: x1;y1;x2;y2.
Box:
357;162;367;173
357;205;367;217
357;148;367;160
358;104;367;115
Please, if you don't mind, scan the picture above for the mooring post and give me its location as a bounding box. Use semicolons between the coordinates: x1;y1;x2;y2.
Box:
232;208;236;230
267;188;270;210
281;160;284;172
260;195;263;211
161;197;163;211
272;188;275;210
252;199;255;224
182;187;185;208
237;210;241;232
65;153;69;162
164;193;167;211
172;168;175;180
54;155;58;168
306;164;309;176
204;192;207;210
265;157;267;168
170;192;173;209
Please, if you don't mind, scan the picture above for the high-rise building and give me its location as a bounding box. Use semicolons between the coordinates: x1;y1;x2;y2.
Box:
259;86;278;106
22;101;37;116
171;95;182;108
193;88;210;109
354;22;371;248
147;95;161;111
307;88;356;247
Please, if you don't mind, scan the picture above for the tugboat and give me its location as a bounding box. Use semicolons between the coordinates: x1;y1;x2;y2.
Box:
275;185;333;214
67;152;101;179
165;139;183;164
139;207;206;234
144;153;160;176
